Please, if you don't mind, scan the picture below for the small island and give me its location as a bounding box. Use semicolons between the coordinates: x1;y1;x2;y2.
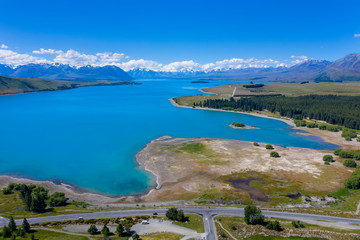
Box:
230;122;257;129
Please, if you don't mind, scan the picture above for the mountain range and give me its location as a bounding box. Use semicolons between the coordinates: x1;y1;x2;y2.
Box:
0;53;359;82
127;53;360;82
0;64;133;81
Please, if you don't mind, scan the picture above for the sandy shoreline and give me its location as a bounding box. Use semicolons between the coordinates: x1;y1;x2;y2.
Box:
170;97;296;127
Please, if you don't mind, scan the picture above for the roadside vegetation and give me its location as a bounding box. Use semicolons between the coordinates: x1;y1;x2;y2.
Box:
0;183;92;218
215;206;360;240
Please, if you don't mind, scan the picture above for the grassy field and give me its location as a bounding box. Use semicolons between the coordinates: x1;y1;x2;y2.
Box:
0;75;134;95
203;82;360;97
0;191;94;219
141;232;183;240
244;236;327;240
174;81;360;107
215;215;360;240
172;214;205;232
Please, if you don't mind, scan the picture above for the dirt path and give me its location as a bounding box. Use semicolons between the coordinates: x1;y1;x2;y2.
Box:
215;221;237;240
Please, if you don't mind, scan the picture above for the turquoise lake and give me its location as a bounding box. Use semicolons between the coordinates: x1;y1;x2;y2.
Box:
0;79;338;195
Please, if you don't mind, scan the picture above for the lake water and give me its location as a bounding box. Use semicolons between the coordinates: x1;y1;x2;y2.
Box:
0;79;338;195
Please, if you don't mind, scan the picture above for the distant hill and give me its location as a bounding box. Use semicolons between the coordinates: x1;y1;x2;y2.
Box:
314;53;360;82
0;64;133;81
287;60;331;73
0;75;136;95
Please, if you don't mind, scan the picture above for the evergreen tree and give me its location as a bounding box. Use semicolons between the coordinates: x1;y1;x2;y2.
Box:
8;216;17;233
88;225;98;235
101;224;109;237
22;218;30;233
2;226;12;238
124;224;131;236
116;223;124;236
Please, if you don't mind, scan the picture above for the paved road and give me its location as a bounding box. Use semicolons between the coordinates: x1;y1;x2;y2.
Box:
2;208;360;240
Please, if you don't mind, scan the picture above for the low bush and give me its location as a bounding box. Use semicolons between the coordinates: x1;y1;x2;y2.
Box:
294;120;306;127
292;220;305;228
266;220;282;231
306;122;318;128
232;122;245;127
323;155;334;162
343;159;357;168
265;144;273;150
270;151;280;158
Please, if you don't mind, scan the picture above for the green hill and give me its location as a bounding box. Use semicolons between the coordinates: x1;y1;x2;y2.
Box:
0;75;135;95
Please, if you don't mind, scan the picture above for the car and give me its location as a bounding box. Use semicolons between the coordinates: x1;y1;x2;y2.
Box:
153;212;158;216
141;220;149;224
78;217;83;220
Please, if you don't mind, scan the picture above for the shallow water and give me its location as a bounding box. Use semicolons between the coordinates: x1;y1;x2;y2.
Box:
0;79;337;195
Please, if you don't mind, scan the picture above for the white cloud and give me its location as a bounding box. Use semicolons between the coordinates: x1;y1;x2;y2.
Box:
162;60;202;72
290;55;308;65
0;49;49;66
354;34;360;38
117;59;163;71
1;45;306;72
32;48;127;67
95;52;126;66
202;58;280;72
32;48;62;54
1;44;8;49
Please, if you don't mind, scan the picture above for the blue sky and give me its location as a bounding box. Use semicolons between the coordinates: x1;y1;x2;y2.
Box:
0;0;359;71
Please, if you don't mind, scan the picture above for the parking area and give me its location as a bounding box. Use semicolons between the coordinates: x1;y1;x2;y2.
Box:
131;219;204;240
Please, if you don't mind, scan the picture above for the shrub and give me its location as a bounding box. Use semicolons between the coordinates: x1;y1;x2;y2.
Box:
2;187;12;195
339;150;352;158
253;142;259;146
354;152;360;160
326;125;339;132
232;122;245;127
306;122;318;128
322;155;334;162
270;151;280;158
265;144;273;150
221;107;234;110
334;149;342;155
88;225;98;235
345;175;360;189
318;124;327;130
244;204;265;225
132;233;140;240
294;120;306;127
342;129;357;140
49;192;67;207
266;220;282;231
344;159;357;168
292;220;305;228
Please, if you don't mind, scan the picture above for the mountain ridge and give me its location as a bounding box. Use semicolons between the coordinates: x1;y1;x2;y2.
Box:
0;64;133;81
1;53;359;82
